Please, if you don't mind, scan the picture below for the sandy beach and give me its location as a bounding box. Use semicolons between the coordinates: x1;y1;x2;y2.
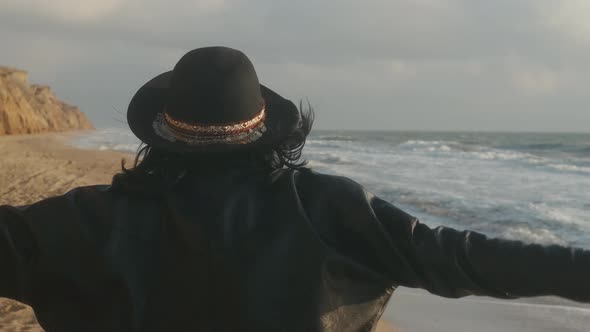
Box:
0;133;398;331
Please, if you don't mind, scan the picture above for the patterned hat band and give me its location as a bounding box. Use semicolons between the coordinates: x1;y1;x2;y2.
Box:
152;100;267;145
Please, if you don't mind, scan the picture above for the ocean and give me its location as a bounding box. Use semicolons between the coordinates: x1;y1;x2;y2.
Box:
69;128;590;248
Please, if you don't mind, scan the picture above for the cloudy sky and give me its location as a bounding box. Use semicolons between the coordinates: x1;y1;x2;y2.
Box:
1;0;589;132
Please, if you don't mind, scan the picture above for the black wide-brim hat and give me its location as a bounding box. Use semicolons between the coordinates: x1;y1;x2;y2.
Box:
127;46;301;153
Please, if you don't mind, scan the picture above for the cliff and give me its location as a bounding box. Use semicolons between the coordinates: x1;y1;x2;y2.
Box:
0;67;94;135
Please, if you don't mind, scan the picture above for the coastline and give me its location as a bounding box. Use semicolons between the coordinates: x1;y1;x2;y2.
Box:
0;132;398;331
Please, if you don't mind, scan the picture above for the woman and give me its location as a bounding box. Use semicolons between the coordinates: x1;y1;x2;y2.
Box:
1;46;589;332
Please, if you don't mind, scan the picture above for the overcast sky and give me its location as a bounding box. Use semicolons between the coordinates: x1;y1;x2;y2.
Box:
1;0;589;132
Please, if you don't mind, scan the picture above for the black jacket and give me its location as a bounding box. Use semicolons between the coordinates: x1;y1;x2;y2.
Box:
1;168;589;332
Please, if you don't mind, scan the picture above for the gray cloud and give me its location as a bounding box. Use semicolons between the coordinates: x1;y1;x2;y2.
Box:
1;0;588;131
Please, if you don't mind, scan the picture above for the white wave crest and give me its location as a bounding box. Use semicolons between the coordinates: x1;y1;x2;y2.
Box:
398;140;545;164
500;227;567;246
98;144;140;153
547;163;590;174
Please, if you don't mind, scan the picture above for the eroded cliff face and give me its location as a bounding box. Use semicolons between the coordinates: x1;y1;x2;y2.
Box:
0;67;94;135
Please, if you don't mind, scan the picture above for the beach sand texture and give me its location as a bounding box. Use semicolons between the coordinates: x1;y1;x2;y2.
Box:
0;133;397;331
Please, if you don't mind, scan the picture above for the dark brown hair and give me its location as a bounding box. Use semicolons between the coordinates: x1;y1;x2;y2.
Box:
111;102;314;193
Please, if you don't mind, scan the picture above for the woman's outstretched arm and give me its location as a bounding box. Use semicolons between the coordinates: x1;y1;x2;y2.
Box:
0;185;113;305
297;170;590;302
0;205;37;304
369;195;590;301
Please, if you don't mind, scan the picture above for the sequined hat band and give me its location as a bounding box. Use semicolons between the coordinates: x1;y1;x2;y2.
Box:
152;100;267;145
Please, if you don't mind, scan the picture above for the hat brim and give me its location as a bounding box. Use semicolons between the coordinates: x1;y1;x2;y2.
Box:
127;71;301;153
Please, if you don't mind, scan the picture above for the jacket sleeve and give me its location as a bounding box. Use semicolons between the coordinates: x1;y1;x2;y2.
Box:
369;195;590;302
0;205;37;303
0;185;113;304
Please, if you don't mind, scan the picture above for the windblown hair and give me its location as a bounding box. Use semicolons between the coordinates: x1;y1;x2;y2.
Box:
111;102;314;193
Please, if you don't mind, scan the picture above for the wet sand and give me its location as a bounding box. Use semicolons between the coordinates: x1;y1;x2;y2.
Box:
384;288;590;332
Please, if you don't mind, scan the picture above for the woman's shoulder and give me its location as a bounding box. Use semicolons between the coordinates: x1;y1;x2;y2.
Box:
293;168;366;192
288;168;371;206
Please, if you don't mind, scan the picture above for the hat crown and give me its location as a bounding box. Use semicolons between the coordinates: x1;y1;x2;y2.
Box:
166;46;263;125
127;46;301;152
